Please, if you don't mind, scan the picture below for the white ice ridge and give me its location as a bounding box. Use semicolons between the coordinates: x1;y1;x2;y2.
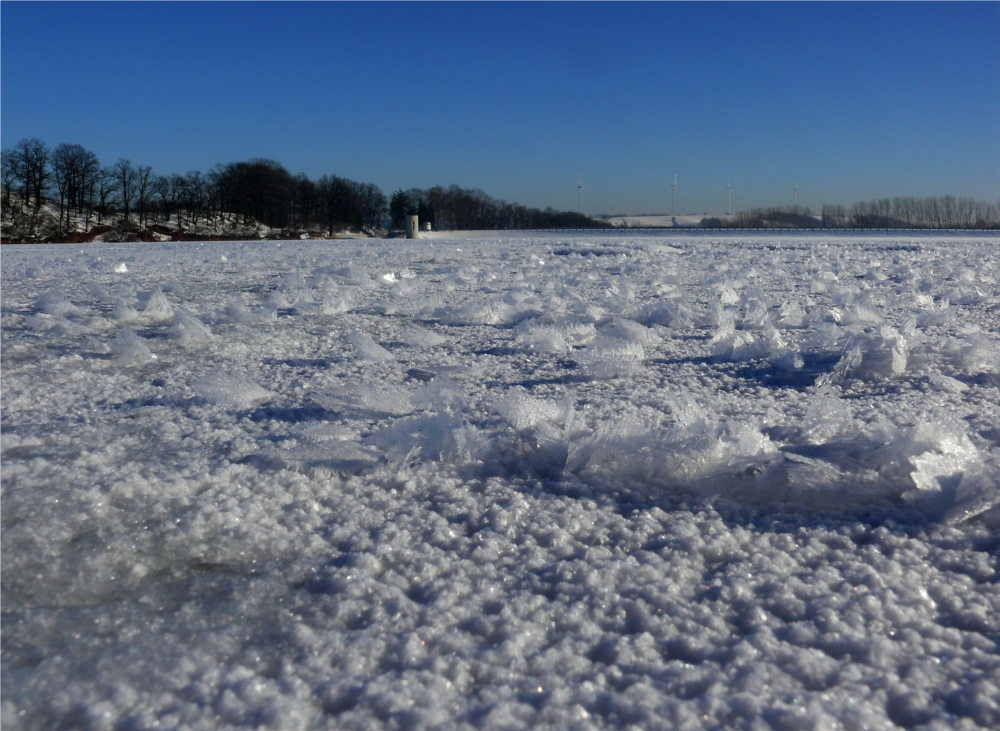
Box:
347;329;395;361
192;369;272;408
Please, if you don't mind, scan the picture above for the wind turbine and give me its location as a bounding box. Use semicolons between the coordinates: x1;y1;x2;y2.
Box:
671;174;677;217
727;182;732;216
794;182;799;208
578;175;585;214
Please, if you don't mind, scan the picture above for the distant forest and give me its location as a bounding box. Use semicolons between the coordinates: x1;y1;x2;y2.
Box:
705;197;1000;230
2;137;998;242
1;138;609;242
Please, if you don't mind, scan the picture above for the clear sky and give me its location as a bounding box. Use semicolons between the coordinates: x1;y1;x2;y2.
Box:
3;1;998;216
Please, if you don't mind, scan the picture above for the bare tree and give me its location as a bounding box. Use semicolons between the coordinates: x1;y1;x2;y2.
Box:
1;150;15;220
354;181;387;230
113;159;137;227
51;146;72;230
78;149;100;228
211;159;295;229
10;138;51;215
95;167;116;225
183;171;208;227
134;164;154;229
153;175;174;226
50;144;98;231
292;174;319;230
318;175;360;234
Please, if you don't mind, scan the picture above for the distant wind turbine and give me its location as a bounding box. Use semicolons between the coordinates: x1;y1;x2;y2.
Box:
727;182;732;216
794;182;799;208
671;174;677;217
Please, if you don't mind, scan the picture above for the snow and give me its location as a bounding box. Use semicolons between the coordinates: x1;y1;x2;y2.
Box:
2;231;999;729
605;214;725;228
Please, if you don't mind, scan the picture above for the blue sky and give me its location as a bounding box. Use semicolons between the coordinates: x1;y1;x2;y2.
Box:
3;2;998;216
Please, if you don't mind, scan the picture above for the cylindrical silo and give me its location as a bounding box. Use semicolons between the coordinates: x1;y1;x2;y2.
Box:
405;214;419;239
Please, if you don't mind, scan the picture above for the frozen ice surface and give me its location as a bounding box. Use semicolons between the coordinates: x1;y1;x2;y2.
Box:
3;232;1000;729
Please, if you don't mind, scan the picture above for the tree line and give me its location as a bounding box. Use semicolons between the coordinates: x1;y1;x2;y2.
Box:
1;138;405;240
830;196;999;229
4;137;996;240
1;137;609;242
387;186;608;232
702;196;999;230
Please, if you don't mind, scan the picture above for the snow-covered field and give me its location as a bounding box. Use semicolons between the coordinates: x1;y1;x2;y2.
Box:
602;215;727;228
2;231;999;730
